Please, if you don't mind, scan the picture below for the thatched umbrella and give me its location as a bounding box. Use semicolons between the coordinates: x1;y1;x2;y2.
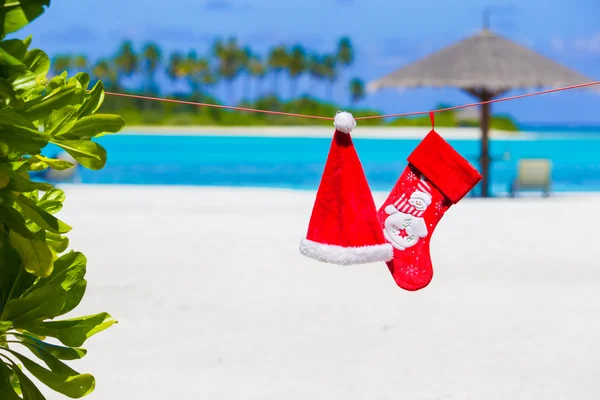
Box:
367;29;596;197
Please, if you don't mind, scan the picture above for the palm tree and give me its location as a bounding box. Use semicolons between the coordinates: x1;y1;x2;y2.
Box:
167;52;186;83
248;56;266;100
141;42;162;94
238;46;253;101
91;58;117;90
287;45;307;99
267;45;288;97
322;54;337;101
184;50;199;97
51;55;72;77
114;40;138;89
213;37;242;103
191;56;210;100
307;54;324;96
349;77;365;105
336;37;354;71
73;55;88;72
202;68;218;99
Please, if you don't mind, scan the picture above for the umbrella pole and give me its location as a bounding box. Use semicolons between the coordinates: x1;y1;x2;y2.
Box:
480;95;492;197
465;88;496;198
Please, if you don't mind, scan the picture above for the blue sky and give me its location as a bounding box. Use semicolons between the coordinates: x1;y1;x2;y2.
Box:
13;0;600;124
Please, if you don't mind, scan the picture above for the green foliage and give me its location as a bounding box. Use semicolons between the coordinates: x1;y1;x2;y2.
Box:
52;35;518;129
458;113;519;132
349;78;365;105
0;5;124;399
0;1;50;40
108;94;518;131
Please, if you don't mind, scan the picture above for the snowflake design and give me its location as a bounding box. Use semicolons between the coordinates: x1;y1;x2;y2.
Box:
406;172;418;182
403;265;419;276
435;201;443;213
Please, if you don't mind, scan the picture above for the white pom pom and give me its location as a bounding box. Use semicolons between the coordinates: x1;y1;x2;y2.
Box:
333;111;356;134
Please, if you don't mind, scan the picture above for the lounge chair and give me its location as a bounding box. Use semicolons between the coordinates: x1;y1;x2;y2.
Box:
509;158;552;197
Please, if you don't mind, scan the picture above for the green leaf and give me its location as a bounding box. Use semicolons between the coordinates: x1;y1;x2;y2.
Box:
8;230;54;278
0;321;11;333
30;155;74;171
0;140;9;157
7;176;52;192
4;348;94;398
0;39;27;60
45;72;66;93
0;163;52;192
0;47;24;67
0;0;50;38
7;361;46;400
21;82;45;101
9;371;21;397
45;106;79;135
22;35;32;50
0;204;36;239
50;139;106;170
0;167;9;189
0;119;45;139
27;160;48;172
40;188;65;203
36;251;86;291
16;194;71;234
37;199;63;214
25;312;116;347
9;68;38;93
9;160;28;171
2;284;67;326
0;362;21;400
0;109;36;128
21;85;88;122
0;243;36;303
17;334;87;360
21;189;38;202
45;232;69;253
73;72;90;90
77;81;105;118
66;76;82;89
59;280;86;315
23;49;50;77
0;114;49;154
28;252;87;315
60;114;125;140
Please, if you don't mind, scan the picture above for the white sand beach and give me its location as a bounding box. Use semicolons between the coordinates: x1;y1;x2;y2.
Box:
123;125;533;140
52;185;600;400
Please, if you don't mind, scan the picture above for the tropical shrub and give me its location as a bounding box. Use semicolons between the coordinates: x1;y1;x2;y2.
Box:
0;1;124;398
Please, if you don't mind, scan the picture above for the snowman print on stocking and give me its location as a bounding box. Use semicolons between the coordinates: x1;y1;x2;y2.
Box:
382;178;432;251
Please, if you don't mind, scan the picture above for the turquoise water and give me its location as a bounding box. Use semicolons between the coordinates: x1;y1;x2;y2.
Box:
46;129;600;196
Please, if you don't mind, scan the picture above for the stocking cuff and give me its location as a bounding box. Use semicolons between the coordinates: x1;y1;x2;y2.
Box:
407;130;482;203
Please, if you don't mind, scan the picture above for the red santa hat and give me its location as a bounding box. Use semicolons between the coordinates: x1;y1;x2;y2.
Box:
299;111;393;265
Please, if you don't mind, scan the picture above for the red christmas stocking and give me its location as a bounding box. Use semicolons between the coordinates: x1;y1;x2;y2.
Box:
378;113;482;291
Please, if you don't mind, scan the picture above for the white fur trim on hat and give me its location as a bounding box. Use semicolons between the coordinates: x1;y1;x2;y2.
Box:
410;190;432;206
333;111;356;134
300;238;393;265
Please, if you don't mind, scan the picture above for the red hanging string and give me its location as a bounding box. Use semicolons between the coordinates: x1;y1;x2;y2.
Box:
104;80;600;121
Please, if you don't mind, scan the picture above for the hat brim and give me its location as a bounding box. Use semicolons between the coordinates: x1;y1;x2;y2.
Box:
300;238;393;265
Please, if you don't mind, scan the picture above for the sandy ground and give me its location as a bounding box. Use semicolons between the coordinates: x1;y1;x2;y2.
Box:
45;185;600;400
122;126;531;140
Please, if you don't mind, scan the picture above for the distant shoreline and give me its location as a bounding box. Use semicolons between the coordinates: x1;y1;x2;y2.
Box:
121;125;535;140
